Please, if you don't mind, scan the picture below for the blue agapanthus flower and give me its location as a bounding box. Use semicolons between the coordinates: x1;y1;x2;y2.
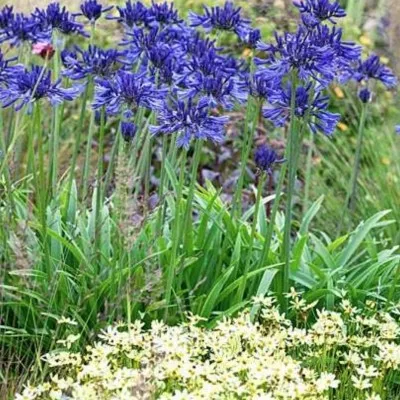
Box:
189;1;251;40
181;69;247;110
396;125;400;135
358;88;371;104
62;46;127;80
354;55;398;89
0;51;23;83
75;0;113;23
93;70;167;115
0;65;82;111
263;83;340;136
309;25;361;83
294;0;346;25
121;121;137;142
255;145;285;174
256;27;336;87
108;1;150;28
243;28;261;48
0;13;36;46
0;5;14;29
242;73;276;100
148;1;182;26
31;2;87;40
150;97;229;149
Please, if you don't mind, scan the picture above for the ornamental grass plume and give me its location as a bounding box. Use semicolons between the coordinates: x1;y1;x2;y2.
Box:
15;294;400;400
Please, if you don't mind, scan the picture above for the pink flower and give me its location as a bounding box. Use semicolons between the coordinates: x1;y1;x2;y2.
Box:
32;43;55;60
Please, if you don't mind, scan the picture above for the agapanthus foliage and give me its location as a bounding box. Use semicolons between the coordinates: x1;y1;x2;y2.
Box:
189;2;251;40
150;98;229;149
93;70;167;115
0;65;82;111
255;145;285;174
264;83;340;136
62;46;127;81
75;0;113;23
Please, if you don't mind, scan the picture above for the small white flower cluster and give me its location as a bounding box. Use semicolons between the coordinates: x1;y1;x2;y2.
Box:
16;293;400;400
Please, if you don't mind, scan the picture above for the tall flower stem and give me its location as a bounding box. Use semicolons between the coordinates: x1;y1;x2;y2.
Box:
231;96;260;218
164;150;187;321
258;163;287;270
237;171;266;303
49;33;63;199
156;136;168;236
65;81;92;218
303;131;314;213
347;103;368;213
182;139;203;254
94;107;106;261
81;110;96;205
281;77;299;312
34;104;51;276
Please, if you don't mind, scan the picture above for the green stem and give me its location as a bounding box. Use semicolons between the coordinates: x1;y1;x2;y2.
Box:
258;163;287;270
65;81;92;217
82;111;96;204
156;135;168;236
232;96;260;218
281;76;299;312
95;108;106;261
182;139;203;254
164;150;187;321
238;172;266;302
347;103;368;213
303;131;314;214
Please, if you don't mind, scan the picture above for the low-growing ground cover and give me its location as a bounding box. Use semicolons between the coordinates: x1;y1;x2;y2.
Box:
15;294;400;399
0;0;399;398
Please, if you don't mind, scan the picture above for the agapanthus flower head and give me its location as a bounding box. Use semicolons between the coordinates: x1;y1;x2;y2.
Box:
150;97;229;149
108;1;150;28
75;0;113;23
358;88;371;104
62;45;127;80
243;28;261;48
263;82;340;136
189;1;251;40
121;121;137;142
0;5;14;29
31;2;87;40
309;25;361;83
32;42;55;60
0;13;35;46
396;125;400;135
181;69;247;110
148;1;182;26
0;65;82;111
0;51;23;84
255;145;285;174
243;73;276;100
354;55;398;89
93;70;167;115
256;27;336;87
294;0;346;25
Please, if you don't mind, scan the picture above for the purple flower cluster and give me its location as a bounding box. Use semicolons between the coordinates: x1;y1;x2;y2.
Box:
0;64;81;111
0;0;397;148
